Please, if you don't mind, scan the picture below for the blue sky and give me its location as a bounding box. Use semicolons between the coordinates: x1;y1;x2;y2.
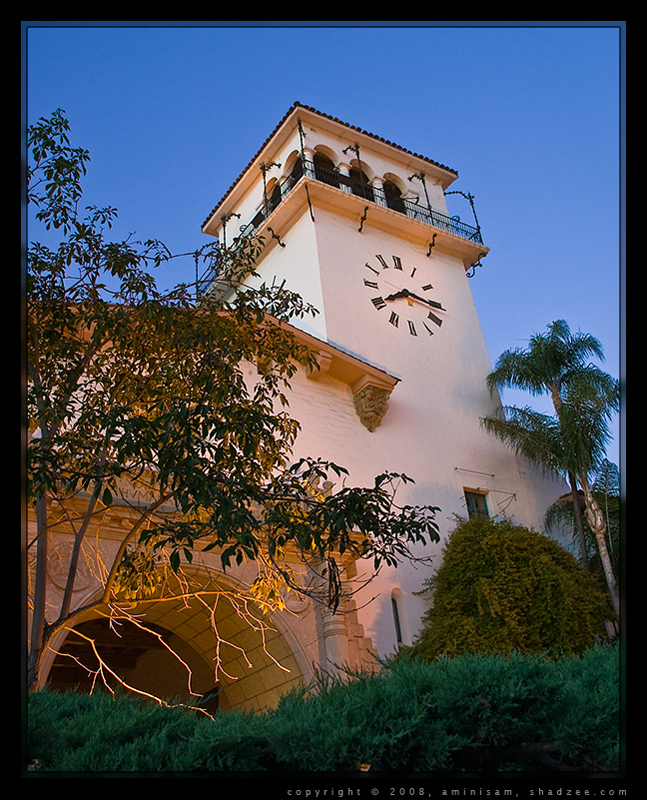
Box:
23;22;625;471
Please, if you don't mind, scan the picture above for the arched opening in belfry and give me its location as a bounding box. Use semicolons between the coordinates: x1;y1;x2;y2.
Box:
349;166;374;202
313;151;339;188
265;177;283;215
383;179;407;214
286;153;304;189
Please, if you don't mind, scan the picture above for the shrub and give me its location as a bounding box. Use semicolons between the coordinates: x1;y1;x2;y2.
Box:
267;667;456;771
408;517;610;661
27;646;620;773
26;689;204;772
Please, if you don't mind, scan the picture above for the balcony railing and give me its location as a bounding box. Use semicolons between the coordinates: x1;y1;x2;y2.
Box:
198;161;482;296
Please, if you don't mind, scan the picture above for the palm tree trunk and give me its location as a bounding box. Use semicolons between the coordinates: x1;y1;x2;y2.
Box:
568;471;589;573
550;385;618;614
579;477;620;618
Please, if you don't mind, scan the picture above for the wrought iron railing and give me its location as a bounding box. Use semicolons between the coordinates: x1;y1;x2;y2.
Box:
402;199;483;241
198;161;482;296
299;166;482;242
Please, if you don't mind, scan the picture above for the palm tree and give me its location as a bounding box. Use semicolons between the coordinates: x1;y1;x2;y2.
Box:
545;459;620;583
481;320;620;617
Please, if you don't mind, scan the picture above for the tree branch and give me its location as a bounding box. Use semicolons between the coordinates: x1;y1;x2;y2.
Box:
100;493;176;605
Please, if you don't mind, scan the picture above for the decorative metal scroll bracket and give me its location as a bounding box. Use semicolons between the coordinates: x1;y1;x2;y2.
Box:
427;233;437;257
220;211;240;250
267;227;285;248
408;171;433;218
342;142;361;165
304;183;315;222
466;253;487;278
260;160;282;210
358;206;369;233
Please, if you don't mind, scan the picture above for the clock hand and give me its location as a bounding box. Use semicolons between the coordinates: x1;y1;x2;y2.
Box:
407;291;445;310
384;288;445;311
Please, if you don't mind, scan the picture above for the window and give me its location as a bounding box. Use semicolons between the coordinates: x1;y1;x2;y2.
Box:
464;490;489;520
391;597;403;645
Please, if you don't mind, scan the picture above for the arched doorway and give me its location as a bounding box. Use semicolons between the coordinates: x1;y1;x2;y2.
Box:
47;617;220;709
46;586;310;713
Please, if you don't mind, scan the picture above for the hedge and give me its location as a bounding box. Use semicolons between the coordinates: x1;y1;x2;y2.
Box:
26;645;620;773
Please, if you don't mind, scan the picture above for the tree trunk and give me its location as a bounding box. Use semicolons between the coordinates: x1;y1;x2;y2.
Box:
28;495;49;691
580;477;620;618
550;386;618;616
568;471;589;573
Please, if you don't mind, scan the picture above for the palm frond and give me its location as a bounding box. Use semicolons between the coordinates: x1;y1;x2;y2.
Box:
480;406;565;477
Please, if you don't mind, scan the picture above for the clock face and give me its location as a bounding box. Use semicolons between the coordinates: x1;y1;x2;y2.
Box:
363;253;445;337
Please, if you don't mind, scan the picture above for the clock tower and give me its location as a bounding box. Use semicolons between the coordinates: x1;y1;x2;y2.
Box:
201;102;565;659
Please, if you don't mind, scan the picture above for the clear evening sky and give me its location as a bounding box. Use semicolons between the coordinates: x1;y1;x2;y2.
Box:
22;22;625;474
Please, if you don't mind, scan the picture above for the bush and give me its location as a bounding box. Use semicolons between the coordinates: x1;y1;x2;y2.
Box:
26;690;204;772
27;646;620;773
408;517;610;661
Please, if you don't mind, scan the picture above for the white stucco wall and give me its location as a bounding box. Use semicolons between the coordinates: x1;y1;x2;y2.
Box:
207;108;567;660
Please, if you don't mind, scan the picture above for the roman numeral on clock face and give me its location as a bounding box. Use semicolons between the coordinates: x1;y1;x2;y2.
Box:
376;254;389;269
364;278;379;289
389;311;399;328
408;320;417;336
372;296;387;310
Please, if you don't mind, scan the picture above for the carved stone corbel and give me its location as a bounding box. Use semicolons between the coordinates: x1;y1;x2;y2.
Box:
303;342;397;432
352;379;392;432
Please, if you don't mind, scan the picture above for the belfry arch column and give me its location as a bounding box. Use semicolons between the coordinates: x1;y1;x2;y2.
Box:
302;147;316;179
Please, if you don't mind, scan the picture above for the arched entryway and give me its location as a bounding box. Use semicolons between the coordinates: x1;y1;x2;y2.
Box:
45;583;310;713
46;617;221;710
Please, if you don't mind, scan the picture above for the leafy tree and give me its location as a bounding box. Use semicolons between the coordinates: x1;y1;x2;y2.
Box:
26;110;440;694
407;517;610;661
481;320;620;616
